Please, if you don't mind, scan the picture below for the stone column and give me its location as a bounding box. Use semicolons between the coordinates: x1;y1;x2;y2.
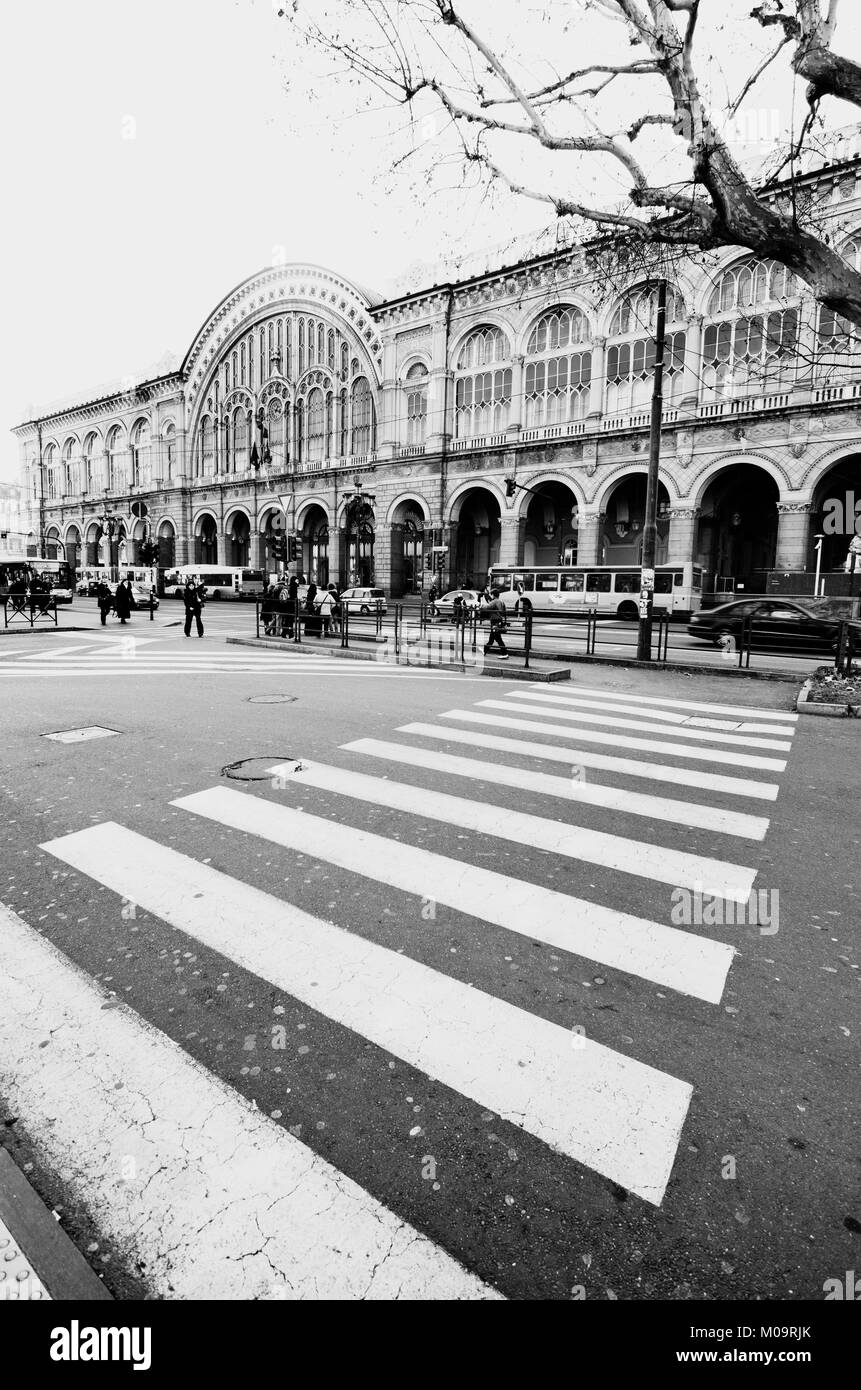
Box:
588;338;605;419
576;508;604;565
499;515;524;566
507;355;524;439
216;529;228;566
679;315;703;413
775;501;813;570
666;507;700;564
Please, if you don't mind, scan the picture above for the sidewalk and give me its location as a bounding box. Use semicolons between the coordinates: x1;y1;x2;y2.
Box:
0;1146;110;1301
1;605;182;635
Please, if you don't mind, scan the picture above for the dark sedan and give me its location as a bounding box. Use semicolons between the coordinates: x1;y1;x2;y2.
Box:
687;598;847;652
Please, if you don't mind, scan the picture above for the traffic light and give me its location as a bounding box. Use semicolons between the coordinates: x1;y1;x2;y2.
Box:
288;536;298;562
505;476;517;498
425;552;432;571
272;533;286;563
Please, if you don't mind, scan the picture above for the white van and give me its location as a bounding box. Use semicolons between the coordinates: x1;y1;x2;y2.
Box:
164;565;265;600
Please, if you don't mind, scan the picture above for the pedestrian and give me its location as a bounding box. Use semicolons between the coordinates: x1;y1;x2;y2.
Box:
96;578;113;626
514;577;525;617
183;575;204;638
114;576;133;625
452;592;464;627
318;584;338;636
304;581;321;638
480;588;509;659
284;575;299;638
261;577;278;636
427;581;438;620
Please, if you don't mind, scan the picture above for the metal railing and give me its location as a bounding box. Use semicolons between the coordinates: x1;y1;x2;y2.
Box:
2;595;59;628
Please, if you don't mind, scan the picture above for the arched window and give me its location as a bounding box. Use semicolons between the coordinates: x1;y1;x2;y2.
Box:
405;362;429;444
44;443;58;499
702;258;800;401
341;342;349;379
61;438;75;496
130;419;151;487
232;408;248;472
339;388;348;455
201;416;214;476
106;426;125;491
267;396;287;470
816;235;861;383
325;391;333;457
350;377;375;455
162;422;176;481
299;319;305;375
240;341;247;388
231;352;238;391
306;388;325;463
328;329;336;371
260;328;267;383
318;323;325;363
455;326;512;438
307;319;316;368
83;433;99;493
525;307;592;426
606;286;687;414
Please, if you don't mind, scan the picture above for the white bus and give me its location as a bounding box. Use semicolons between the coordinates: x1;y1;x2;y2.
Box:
163;565;265;600
489;563;703;620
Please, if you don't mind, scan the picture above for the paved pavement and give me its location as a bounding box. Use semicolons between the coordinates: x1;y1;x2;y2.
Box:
0;627;858;1301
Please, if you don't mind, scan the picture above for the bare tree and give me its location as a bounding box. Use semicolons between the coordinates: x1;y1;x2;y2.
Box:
277;0;861;326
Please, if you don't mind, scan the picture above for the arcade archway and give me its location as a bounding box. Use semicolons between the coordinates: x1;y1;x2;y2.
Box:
194;513;218;566
226;512;250;567
522;480;580;567
810;454;861;575
389;498;428;596
599;474;670;565
450;486;501;588
696;464;778;593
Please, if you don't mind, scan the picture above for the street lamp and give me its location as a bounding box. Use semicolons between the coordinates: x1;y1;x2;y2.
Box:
96;495;120;579
341;476;376;587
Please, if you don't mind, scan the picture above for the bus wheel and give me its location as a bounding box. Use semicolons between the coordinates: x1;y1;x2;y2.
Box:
617;601;638;621
174;589;184;599
212;590;221;599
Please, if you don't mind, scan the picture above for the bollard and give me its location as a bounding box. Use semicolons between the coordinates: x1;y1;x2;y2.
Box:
150;588;155;621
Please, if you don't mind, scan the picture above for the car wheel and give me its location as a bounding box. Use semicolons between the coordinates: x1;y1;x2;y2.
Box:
617;601;638;621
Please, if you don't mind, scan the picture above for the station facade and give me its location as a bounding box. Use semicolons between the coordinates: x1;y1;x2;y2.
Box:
13;135;861;599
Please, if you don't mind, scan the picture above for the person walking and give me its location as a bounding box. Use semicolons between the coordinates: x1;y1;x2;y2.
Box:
96;578;113;626
480;588;509;659
514;577;525;617
427;581;438;621
284;575;299;638
183;575;205;638
261;577;278;636
114;576;133;625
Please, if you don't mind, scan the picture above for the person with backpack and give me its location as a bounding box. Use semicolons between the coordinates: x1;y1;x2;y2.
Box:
480;588;509;658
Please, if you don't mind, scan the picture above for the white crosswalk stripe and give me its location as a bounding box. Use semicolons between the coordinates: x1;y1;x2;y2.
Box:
4;679;798;1293
477;697;793;751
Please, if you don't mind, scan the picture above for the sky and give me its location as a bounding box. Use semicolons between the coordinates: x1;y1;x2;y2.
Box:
1;0;857;485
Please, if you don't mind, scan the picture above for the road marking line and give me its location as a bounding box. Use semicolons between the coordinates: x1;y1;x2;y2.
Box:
560;685;799;721
268;758;757;901
39;827;694;1206
0;900;498;1299
341;738;770;840
441;710;787;772
482;697;792;751
505;692;795;739
175;784;735;1002
16;645;97;660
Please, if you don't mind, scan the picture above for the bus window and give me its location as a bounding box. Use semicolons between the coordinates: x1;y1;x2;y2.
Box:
614;573;639;593
692;566;703;589
560;574;584;593
520;574;535;591
673;571;683;587
242;570;264;583
586;573;611;592
654;574;673;594
535;573;560;592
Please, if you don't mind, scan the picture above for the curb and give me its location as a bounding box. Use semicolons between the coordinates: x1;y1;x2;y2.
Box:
0;1147;111;1301
226;637;571;682
521;649;807;681
796;676;861;719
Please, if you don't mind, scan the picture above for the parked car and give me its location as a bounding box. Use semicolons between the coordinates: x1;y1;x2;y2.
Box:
434;588;483;622
339;586;388;615
687;598;845;651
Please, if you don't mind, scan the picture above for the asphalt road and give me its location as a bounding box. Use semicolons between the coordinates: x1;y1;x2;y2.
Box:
0;619;858;1301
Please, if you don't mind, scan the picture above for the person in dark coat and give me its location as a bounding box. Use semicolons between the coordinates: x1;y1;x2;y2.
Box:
114;577;133;624
96;579;113;626
479;588;509;658
183;576;205;638
304;581;321;638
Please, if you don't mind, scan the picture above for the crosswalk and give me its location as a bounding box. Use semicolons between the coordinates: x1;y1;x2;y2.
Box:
0;634;478;679
0;682;798;1299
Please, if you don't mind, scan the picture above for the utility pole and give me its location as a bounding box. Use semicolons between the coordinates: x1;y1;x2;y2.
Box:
636;278;667;662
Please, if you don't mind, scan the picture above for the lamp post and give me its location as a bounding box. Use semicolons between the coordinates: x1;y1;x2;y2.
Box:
96;496;120;580
341;475;375;587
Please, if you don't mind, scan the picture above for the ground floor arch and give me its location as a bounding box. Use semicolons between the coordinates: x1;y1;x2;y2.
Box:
225;510;250;567
448;485;502;588
301;502;330;585
158;519;176;569
389;495;430;596
339;496;375;588
520;478;581;567
809;453;861;575
599;474;671;566
193;511;218;566
695;463;779;593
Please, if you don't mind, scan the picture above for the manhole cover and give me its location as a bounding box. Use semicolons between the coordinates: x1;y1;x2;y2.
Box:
42;726;120;743
221;756;303;781
247;694;298;704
